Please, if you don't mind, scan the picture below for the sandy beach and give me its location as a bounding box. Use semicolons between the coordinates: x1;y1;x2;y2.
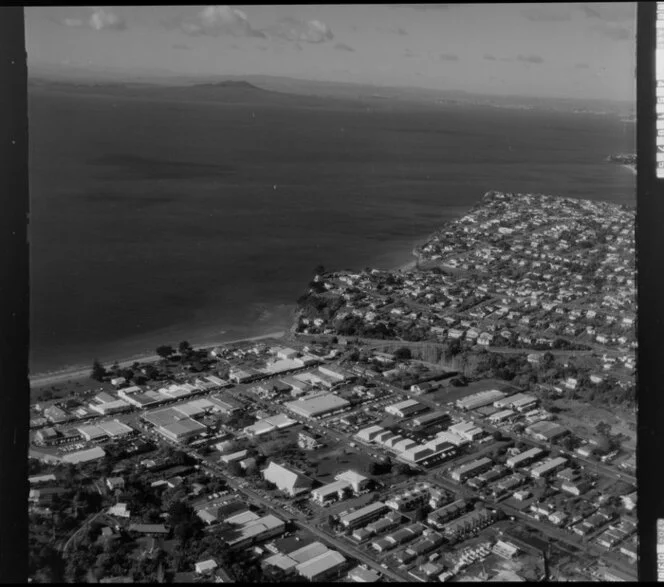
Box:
30;330;286;389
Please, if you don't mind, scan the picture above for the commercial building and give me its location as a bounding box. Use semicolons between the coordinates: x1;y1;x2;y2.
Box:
348;566;381;583
335;470;370;493
61;446;106;464
296;550;347;581
285;393;350;419
262;462;314;497
77;424;108;442
311;480;353;505
385;399;428;418
451;457;493;482
456;390;506;411
526;421;569;442
209;394;243;414
221;514;286;549
88;394;131;416
506;447;544;469
448;421;484;441
493;393;538;412
530;457;568;479
142;407;207;443
243;413;297;437
339;502;389;529
97;420;135;438
412;410;450;428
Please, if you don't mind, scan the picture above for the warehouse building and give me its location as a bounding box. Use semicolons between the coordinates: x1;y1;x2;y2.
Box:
339;502;389;529
355;425;384;443
385;399;428;418
456;389;506;411
493;393;538;412
142;407;207;443
285;393;350;419
296;550;347;581
526;421;569;442
61;446;106;465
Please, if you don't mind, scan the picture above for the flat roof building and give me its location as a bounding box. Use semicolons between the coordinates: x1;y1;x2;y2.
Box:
506;447;544;468
296;550;346;581
526;421;569;442
456;389;506;411
530;457;567;479
339;502;389;529
385;400;428;418
61;446;106;464
285;393;350;419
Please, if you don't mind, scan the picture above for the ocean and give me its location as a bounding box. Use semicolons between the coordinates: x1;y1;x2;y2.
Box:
28;84;635;375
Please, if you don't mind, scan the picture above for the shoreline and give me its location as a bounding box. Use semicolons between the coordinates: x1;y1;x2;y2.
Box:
621;164;636;176
29;330;286;389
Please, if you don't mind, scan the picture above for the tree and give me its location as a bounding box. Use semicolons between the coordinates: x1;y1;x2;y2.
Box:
156;345;175;360
178;341;192;356
394;347;412;360
492;430;503;442
91;359;107;382
595;421;611;438
314;264;326;276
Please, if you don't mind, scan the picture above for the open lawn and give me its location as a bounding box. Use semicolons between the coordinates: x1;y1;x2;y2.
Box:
313;447;372;480
551;399;636;450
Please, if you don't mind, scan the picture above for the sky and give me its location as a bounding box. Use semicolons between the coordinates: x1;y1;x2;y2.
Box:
25;3;636;101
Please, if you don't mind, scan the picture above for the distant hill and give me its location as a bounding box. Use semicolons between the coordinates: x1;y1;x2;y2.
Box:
193;80;265;91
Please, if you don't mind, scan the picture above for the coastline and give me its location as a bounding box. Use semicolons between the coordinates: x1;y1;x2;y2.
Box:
621;164;636;176
30;330;286;389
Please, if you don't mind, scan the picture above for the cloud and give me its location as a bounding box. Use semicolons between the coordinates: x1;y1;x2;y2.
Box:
404;48;418;58
180;6;265;38
264;16;334;44
439;53;459;61
334;42;355;52
574;62;590;69
61;7;126;31
520;5;571;22
483;54;496;61
517;54;544;64
172;43;190;50
394;27;408;35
